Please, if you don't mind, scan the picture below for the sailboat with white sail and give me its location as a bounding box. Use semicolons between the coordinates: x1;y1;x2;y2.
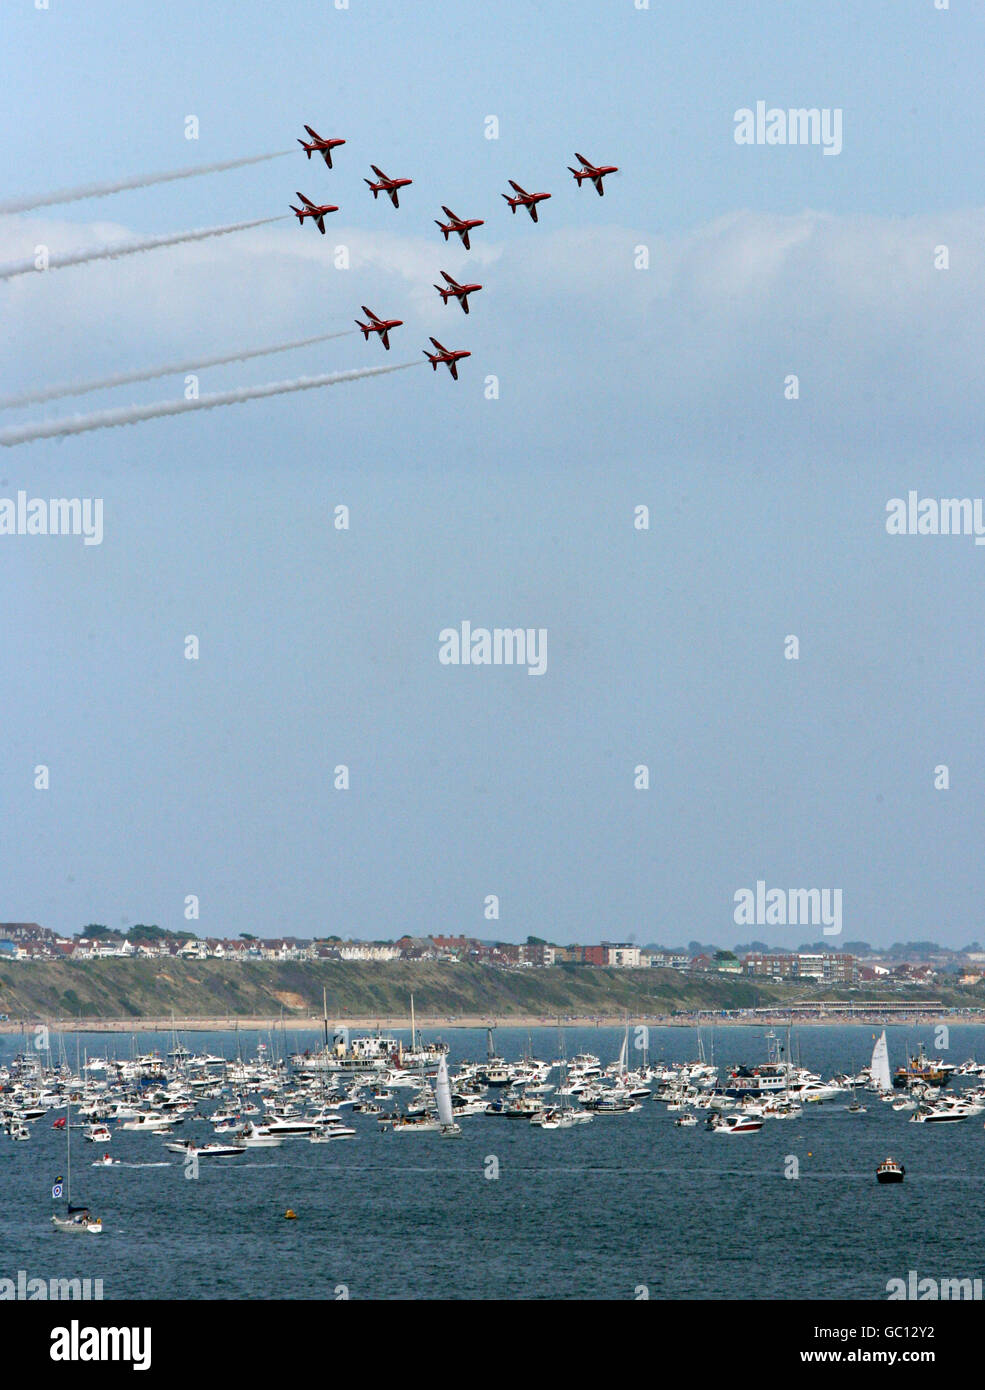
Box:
870;1031;892;1095
435;1054;462;1138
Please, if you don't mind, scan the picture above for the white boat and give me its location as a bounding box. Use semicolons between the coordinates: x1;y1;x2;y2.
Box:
435;1055;462;1138
309;1122;356;1142
262;1116;320;1137
84;1124;112;1143
386;1114;442;1133
52;1211;103;1233
708;1112;763;1134
92;1154;120;1167
870;1031;892;1093
51;1095;102;1234
911;1102;972;1123
164;1139;246;1157
120;1112;172;1132
236;1122;283;1148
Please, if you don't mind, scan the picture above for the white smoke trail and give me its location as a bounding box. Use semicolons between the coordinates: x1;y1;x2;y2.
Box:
0;215;287;282
0;331;357;409
0;151;292;215
0;361;424;446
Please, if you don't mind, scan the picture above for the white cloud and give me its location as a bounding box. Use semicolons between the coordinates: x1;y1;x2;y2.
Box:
1;205;982;444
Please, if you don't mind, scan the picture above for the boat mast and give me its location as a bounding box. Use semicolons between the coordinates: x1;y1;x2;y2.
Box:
65;1091;71;1206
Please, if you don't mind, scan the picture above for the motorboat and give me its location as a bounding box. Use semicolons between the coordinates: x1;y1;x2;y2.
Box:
261;1116;321;1137
707;1112;763;1133
164;1139;246;1157
120;1112;173;1132
876;1157;905;1183
236;1122;283;1148
309;1123;356;1142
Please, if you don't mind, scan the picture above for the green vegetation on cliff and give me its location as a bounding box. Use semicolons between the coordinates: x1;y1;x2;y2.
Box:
0;959;975;1024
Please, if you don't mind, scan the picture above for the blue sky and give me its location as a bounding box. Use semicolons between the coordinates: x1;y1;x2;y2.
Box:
1;0;983;948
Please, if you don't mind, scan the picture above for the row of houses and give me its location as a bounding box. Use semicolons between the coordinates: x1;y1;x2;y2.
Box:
1;924;969;985
0;924;856;978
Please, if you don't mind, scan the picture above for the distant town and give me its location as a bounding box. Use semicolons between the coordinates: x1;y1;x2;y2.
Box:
3;921;985;989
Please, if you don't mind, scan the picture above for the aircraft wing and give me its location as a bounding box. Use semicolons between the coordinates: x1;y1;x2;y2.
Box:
296;192;314;208
371;165;388;181
575;153;594;169
430;338;447;352
509;180;528;196
440;271;459;287
361;307;381;323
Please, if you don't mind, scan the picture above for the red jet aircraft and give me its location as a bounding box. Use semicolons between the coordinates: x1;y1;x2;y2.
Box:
290;192;339;234
423;338;471;380
568;152;619;196
501;180;551;222
355;306;403;350
297;125;346;168
433;271;482;315
364;165;413;208
434;206;484;251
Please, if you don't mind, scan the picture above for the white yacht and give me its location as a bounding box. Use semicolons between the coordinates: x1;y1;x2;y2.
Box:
236;1122;283;1148
120;1112;173;1132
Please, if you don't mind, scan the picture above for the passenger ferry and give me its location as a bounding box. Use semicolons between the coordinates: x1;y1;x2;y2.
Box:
292;1032;447;1078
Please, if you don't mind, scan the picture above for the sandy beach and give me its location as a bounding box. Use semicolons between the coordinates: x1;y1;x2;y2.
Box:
1;1010;981;1035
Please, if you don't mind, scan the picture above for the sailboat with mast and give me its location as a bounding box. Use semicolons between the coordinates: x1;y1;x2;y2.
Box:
870;1031;892;1096
51;1093;102;1234
435;1054;462;1138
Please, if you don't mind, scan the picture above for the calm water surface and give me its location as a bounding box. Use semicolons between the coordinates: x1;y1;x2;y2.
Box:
3;1024;983;1300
